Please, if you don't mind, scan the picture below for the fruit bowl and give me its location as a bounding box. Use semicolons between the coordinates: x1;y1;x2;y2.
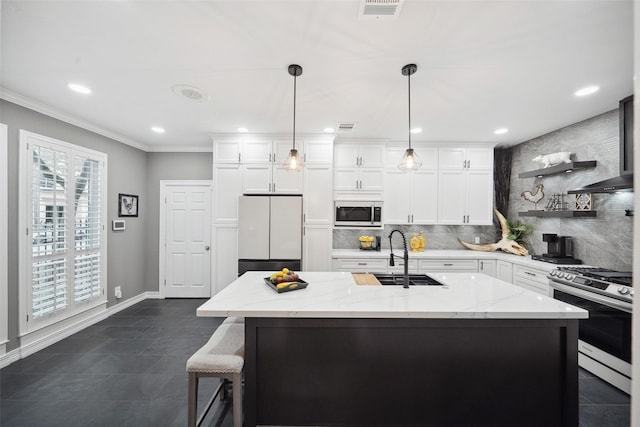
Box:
263;277;308;293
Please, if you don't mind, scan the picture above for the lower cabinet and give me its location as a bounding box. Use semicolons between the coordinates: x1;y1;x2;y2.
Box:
387;258;418;274
418;259;478;273
303;226;332;271
512;265;551;295
333;258;388;273
496;260;513;282
478;259;497;277
213;225;238;295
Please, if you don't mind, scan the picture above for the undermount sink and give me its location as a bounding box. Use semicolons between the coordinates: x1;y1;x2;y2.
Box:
372;273;445;286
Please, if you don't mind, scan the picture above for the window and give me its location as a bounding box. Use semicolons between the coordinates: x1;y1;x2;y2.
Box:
20;130;107;332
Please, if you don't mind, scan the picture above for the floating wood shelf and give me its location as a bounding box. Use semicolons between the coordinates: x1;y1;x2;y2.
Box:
518;210;597;218
518;161;597;178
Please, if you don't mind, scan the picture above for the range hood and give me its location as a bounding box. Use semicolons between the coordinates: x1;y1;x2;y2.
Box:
569;95;634;194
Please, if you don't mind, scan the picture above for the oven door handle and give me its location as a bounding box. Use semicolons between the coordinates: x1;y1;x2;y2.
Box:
550;281;632;313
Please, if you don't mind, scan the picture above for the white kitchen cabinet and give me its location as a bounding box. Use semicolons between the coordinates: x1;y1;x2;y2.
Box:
334;142;385;194
213;225;238;295
512;264;551;295
304;165;333;225
333;257;388;272
418;259;478;273
303;225;333;271
496;260;513;283
384;168;437;224
437;153;493;225
387;258;418;274
478;259;497;277
213;164;243;223
242;139;304;194
212;139;242;163
302;139;333;164
438;147;493;171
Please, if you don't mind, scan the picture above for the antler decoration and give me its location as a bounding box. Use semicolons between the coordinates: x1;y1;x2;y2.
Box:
457;208;529;256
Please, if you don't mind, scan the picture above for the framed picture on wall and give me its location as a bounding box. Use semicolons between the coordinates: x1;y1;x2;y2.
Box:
118;193;139;217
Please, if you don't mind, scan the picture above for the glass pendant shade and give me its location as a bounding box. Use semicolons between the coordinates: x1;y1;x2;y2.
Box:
283;148;304;171
398;148;422;171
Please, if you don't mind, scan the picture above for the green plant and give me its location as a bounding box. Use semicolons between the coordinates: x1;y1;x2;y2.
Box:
506;219;533;245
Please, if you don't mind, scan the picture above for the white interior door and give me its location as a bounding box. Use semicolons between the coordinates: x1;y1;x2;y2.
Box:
164;183;212;298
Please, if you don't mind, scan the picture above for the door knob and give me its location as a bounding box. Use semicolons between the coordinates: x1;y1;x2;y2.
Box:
205;246;210;251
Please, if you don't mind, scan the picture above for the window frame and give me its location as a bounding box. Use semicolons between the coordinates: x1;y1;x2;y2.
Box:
18;130;108;335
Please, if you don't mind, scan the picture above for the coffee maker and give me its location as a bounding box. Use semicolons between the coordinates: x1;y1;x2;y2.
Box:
531;233;582;264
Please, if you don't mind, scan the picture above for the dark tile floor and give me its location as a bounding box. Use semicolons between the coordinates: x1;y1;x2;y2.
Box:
0;298;631;427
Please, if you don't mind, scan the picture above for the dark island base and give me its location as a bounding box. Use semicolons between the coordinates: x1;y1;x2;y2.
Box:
245;317;578;427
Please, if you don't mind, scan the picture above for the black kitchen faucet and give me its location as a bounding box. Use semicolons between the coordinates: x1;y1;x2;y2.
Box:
388;229;410;289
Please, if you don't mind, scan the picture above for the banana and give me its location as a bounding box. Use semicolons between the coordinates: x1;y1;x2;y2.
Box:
276;281;297;290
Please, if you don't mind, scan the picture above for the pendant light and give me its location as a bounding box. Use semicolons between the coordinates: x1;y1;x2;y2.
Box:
283;64;304;171
398;64;422;171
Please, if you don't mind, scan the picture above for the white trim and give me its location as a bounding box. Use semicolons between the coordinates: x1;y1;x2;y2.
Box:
0;123;8;356
159;180;213;299
0;291;162;369
1;88;149;151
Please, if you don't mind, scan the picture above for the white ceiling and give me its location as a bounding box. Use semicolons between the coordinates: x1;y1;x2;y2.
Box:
0;0;634;152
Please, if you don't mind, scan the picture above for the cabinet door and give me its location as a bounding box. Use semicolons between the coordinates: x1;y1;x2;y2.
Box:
304;165;333;224
213;164;242;223
273;139;301;164
243;139;271;163
438;148;465;170
303;225;332;271
272;166;304;194
213;225;238;295
496;260;513;283
213;140;242;163
384;146;406;169
334;144;358;167
478;259;497;277
303;140;333;164
242;164;271;193
412;169;438;224
384;170;411;224
466;148;493;170
359;144;384;168
359;168;384;191
437;170;466;224
334;167;358;191
466;170;493;225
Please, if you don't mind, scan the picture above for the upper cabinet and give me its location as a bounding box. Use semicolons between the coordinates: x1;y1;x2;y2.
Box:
242;139;303;194
213;139;242;163
437;146;494;225
334;142;385;194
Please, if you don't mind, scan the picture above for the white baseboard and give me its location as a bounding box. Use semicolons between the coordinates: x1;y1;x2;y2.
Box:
0;292;163;369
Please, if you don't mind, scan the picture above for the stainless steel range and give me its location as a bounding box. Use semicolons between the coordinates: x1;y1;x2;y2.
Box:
548;267;632;394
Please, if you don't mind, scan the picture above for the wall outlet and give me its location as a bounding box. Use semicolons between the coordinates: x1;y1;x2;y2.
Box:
115;286;122;299
474;236;480;244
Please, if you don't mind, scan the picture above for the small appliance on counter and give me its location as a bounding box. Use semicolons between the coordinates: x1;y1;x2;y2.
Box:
359;235;382;251
531;233;582;264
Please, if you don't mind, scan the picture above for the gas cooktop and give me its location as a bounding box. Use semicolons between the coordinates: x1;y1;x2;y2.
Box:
549;266;634;304
557;267;632;287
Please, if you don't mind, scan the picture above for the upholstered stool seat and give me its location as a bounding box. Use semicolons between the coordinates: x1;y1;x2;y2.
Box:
186;321;244;427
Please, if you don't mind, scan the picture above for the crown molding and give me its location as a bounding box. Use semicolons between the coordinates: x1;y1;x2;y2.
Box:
0;87;150;152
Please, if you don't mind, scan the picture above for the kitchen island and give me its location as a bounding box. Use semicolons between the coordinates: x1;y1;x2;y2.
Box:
197;271;588;427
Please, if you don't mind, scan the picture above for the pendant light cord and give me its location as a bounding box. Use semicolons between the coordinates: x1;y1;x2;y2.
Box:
407;70;412;150
293;73;297;150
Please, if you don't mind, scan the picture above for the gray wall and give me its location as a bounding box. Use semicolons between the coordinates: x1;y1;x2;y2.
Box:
508;109;634;271
0;100;212;353
145;152;213;293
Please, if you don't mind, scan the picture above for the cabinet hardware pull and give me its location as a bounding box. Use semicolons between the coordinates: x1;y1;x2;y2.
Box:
273;182;276;192
269;153;272;162
238;153;241;162
358;262;367;265
411;214;414;223
525;271;536;277
444;263;453;266
408;215;411;223
480;261;484;269
468;160;471;169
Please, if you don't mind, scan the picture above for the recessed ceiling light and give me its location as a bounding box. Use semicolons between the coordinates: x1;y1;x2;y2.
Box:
575;85;599;97
324;127;335;133
172;84;209;102
494;128;509;135
237;127;248;133
68;83;91;94
151;126;165;134
410;127;422;134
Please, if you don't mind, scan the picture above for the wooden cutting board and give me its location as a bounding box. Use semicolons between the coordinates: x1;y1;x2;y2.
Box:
352;273;381;286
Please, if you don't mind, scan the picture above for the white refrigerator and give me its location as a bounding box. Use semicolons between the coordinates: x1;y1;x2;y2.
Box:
237;195;302;275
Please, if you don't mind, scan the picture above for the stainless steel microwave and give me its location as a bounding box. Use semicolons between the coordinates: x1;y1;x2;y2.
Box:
334;201;383;227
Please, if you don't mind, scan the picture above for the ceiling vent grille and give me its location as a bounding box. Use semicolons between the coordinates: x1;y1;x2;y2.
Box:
338;123;357;132
358;0;404;18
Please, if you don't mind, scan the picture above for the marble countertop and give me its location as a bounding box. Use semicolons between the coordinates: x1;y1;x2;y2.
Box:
196;271;588;320
332;249;574;270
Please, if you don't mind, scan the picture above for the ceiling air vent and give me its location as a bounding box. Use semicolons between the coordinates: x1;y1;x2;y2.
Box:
358;0;404;18
338;123;357;132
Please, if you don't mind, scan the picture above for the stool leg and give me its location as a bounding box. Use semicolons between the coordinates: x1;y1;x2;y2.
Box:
188;372;198;427
232;373;243;427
